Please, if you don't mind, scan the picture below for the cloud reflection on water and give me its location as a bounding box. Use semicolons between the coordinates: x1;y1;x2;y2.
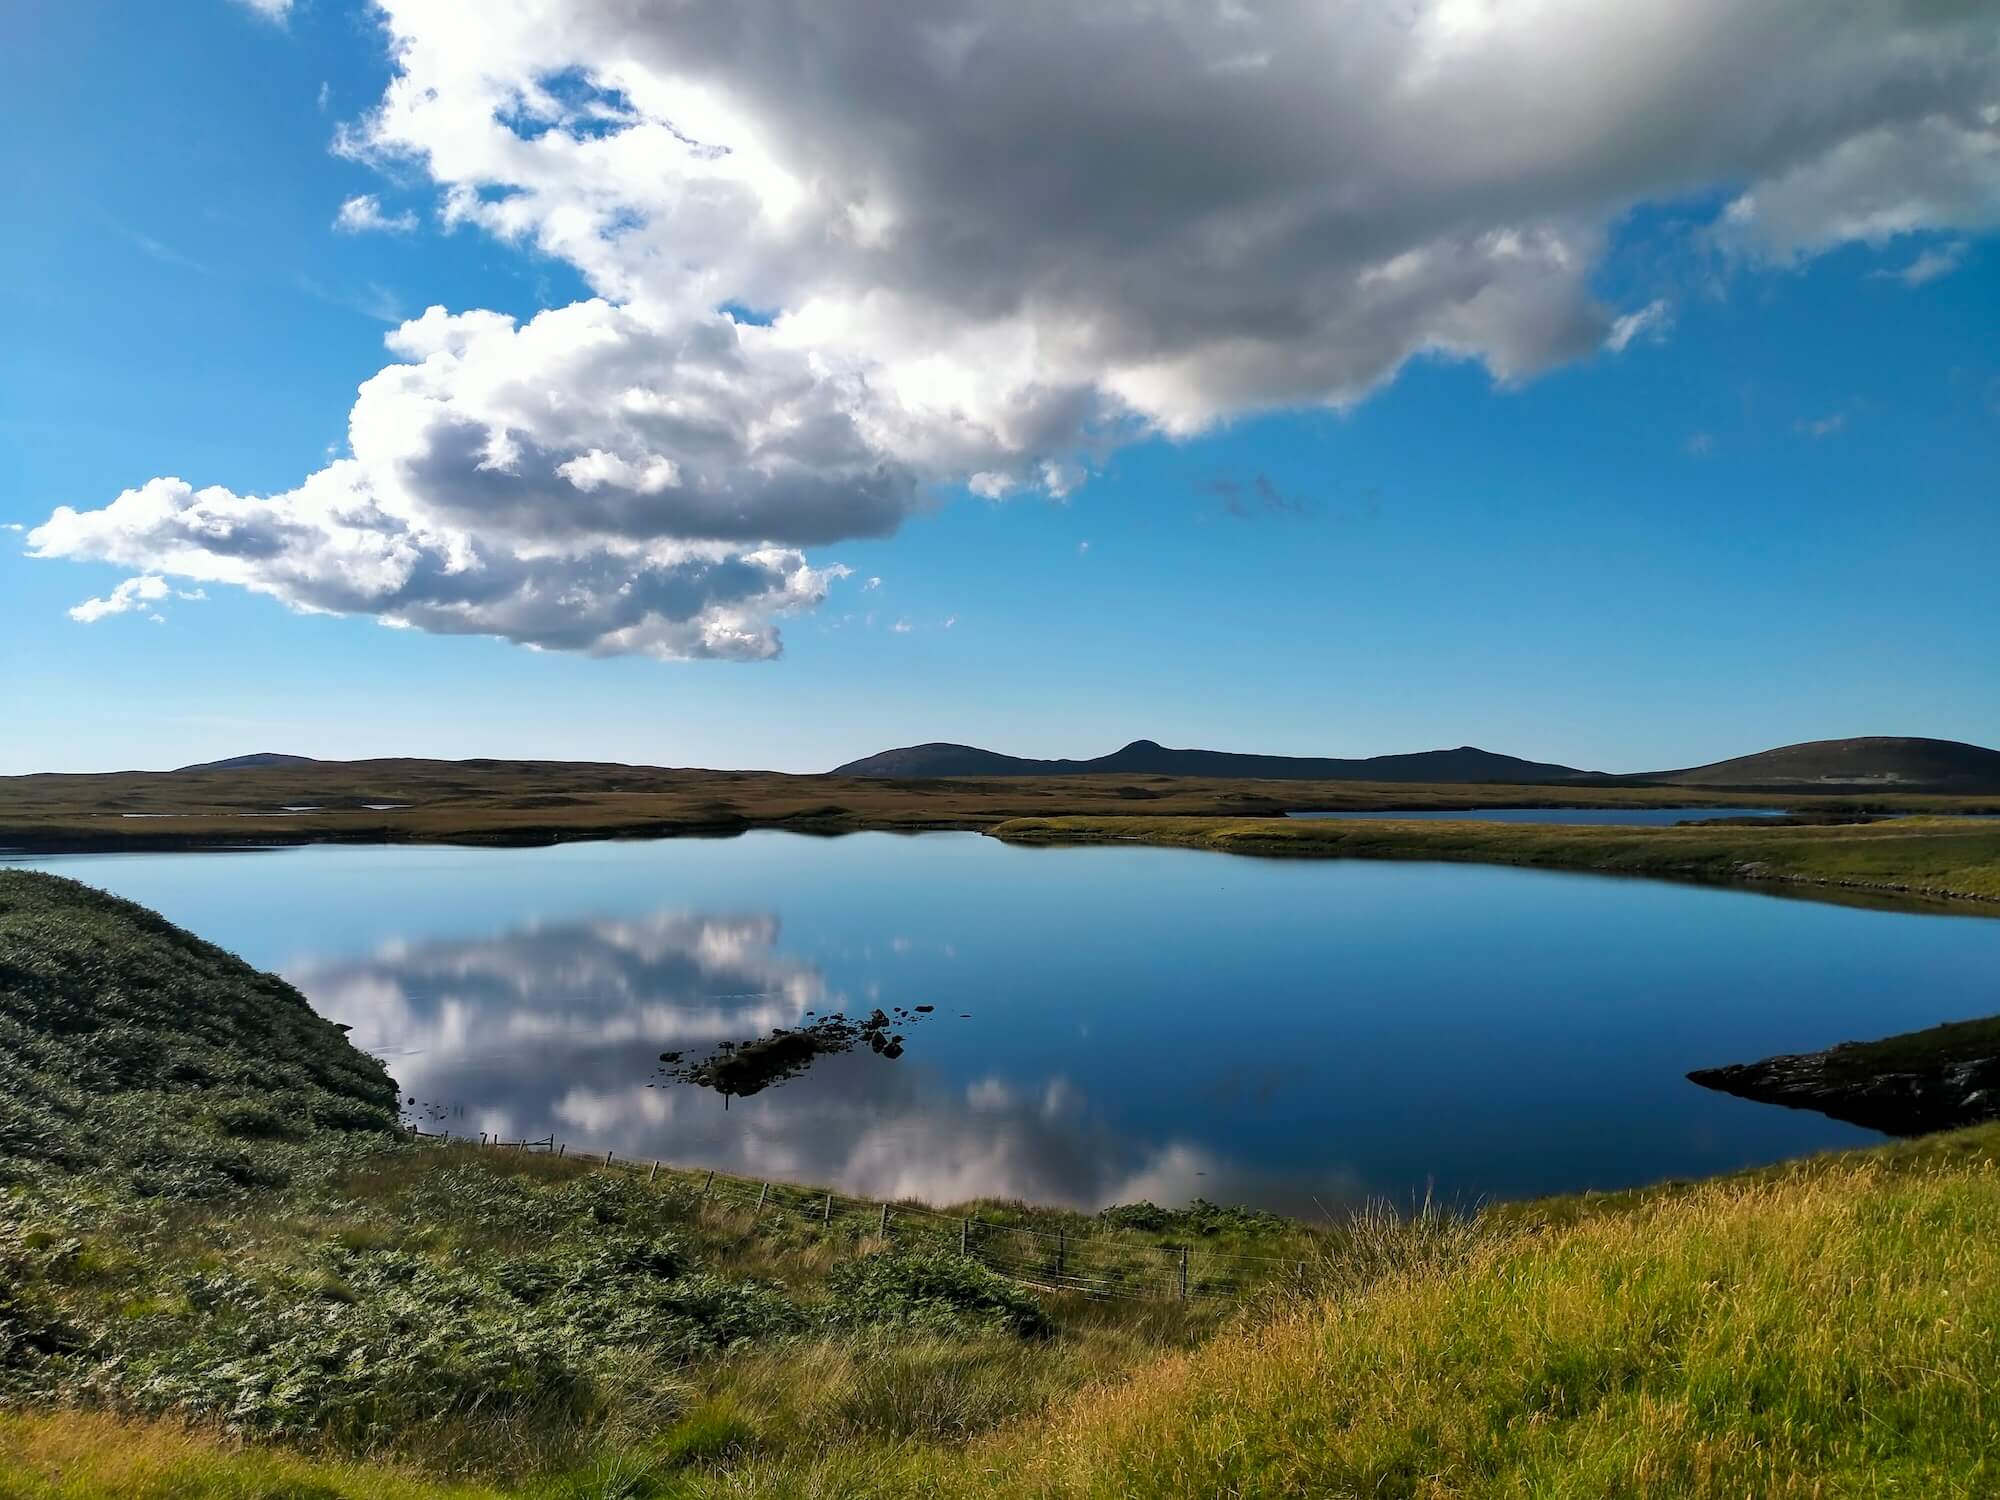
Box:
287;907;1341;1211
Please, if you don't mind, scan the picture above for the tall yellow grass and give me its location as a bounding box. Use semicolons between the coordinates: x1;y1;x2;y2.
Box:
940;1155;2000;1498
0;1411;502;1500
8;1148;1999;1498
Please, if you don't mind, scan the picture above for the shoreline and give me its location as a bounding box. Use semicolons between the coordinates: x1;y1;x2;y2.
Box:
985;814;2000;913
3;763;1994;916
8;814;1999;919
8;810;1998;917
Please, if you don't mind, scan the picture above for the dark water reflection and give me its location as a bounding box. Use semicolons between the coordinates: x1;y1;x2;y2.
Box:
11;833;1999;1212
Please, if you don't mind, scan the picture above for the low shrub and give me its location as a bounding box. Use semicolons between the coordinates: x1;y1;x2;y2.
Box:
823;1248;1051;1339
653;1396;759;1469
829;1336;1054;1442
1096;1197;1290;1238
208;1098;304;1141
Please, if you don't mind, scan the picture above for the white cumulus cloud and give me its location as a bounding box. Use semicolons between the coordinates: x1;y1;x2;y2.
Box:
1606;299;1673;353
1875;240;1971;287
35;0;2000;658
334;194;418;234
68;574;173;623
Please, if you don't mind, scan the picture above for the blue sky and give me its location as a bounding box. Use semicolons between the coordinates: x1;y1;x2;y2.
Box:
4;1;1997;776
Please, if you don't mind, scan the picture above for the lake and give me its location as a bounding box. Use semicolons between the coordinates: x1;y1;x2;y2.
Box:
1285;807;1789;825
12;832;1997;1213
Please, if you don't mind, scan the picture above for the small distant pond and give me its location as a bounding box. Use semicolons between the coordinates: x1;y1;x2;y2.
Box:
1286;807;1790;826
10;833;1997;1213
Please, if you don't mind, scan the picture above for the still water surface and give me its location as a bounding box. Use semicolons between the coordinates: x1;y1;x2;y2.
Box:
14;833;1997;1212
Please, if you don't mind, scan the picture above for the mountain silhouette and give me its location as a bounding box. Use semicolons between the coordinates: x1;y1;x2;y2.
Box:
832;739;1597;782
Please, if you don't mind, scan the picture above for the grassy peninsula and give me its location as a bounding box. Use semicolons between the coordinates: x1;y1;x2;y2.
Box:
7;868;2000;1495
989;813;2000;907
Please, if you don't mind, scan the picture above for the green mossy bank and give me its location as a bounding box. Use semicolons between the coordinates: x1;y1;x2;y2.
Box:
0;869;398;1180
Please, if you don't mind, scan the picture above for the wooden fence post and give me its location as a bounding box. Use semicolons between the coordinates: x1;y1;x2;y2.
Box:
879;1203;890;1236
1178;1245;1189;1300
756;1182;769;1216
1057;1230;1066;1282
557;1142;565;1159
822;1193;833;1225
702;1169;715;1201
650;1160;660;1183
605;1150;614;1168
961;1217;970;1256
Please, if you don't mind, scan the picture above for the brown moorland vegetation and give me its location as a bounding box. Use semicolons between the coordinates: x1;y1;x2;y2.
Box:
2;756;1991;855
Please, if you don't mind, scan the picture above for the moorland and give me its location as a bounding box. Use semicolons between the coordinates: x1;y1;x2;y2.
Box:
5;749;1998;912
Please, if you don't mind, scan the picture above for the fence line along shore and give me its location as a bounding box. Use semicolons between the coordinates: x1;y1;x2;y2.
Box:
407;1125;1306;1302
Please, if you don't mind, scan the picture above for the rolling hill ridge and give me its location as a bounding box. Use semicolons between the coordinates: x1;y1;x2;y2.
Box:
172;752;320;773
832;739;1600;782
37;735;2000;795
834;735;2000;791
1643;736;2000;792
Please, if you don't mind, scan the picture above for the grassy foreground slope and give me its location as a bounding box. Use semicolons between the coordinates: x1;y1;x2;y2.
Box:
945;1141;2000;1499
0;869;397;1175
7;1129;2000;1497
991;813;2000;906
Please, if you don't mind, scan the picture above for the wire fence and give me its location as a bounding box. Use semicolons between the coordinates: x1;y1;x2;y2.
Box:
406;1125;1307;1302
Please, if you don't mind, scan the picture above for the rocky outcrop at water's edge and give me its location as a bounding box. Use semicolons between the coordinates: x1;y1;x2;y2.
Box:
1690;1031;2000;1136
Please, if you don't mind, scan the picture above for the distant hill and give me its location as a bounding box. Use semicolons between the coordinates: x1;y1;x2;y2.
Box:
134;736;2000;793
1643;737;2000;793
173;753;319;773
832;739;1599;783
